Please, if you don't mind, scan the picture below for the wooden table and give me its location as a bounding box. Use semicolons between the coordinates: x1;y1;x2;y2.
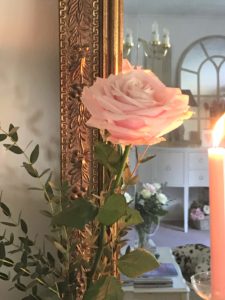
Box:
123;247;190;300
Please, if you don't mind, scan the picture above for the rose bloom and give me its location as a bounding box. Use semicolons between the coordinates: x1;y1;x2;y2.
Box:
140;189;152;199
190;208;205;221
122;59;134;72
157;193;168;205
143;183;156;194
81;68;192;145
152;183;161;191
203;205;210;215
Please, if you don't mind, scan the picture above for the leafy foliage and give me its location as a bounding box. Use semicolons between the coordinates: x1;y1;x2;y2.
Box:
0;124;159;299
52;198;98;229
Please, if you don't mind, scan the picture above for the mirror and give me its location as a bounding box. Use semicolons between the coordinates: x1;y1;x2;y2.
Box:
124;0;225;244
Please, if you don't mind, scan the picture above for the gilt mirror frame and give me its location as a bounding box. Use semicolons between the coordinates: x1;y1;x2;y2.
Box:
59;0;123;196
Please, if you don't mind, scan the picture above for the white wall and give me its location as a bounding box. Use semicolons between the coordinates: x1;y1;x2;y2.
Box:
124;13;225;86
0;1;60;298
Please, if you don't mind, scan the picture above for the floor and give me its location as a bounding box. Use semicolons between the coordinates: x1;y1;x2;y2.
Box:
153;221;210;248
127;221;210;249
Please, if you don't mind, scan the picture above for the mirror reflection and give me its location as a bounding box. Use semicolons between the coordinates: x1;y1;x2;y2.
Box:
124;0;225;253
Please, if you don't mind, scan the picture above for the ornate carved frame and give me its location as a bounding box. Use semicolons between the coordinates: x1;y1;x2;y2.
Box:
59;0;123;196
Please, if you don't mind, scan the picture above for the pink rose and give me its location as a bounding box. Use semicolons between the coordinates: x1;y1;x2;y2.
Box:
190;208;205;221
122;59;142;73
81;69;192;145
122;59;134;73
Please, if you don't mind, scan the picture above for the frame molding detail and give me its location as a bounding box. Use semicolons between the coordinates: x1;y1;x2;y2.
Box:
59;0;123;297
59;0;123;198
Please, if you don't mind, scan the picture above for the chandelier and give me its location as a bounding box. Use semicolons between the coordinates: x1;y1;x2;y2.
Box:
123;32;134;59
138;22;171;60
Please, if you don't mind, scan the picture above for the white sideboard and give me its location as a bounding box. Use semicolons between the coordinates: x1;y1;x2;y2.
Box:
137;146;209;233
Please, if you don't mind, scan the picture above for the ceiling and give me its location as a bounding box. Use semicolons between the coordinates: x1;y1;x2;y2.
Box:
124;0;225;16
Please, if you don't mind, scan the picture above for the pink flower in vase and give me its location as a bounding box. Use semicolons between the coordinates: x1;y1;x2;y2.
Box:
190;208;205;221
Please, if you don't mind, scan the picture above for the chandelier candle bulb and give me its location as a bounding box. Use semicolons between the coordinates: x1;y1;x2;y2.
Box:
125;32;134;46
208;113;225;300
151;22;159;43
162;28;170;47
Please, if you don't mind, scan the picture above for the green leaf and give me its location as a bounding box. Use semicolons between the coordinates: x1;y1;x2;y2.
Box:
20;219;28;234
32;286;38;296
28;187;43;191
53;242;67;255
44;182;54;200
0;272;9;280
3;144;23;154
2;257;14;267
0;230;6;241
30;145;39;164
39;168;50;178
0;202;11;217
4;233;14;246
21;251;28;265
22;295;37;300
140;155;156;163
9;248;22;254
23;162;39;178
0;222;17;227
94;142;123;174
15;282;26;291
0;134;7;142
47;252;55;268
19;237;34;247
56;281;67;295
40;210;52;218
84;276;123;300
125;245;131;255
118;248;159;278
97;194;127;226
0;243;6;259
120;207;143;227
8;124;19;142
52;198;98;229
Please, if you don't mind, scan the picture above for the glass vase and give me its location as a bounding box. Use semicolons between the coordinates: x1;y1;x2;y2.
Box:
136;219;160;251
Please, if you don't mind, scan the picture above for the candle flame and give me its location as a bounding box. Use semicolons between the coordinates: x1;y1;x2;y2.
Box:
212;112;225;147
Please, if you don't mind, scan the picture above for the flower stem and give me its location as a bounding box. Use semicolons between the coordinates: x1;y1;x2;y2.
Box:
113;145;131;190
131;145;150;178
87;144;131;288
87;224;105;289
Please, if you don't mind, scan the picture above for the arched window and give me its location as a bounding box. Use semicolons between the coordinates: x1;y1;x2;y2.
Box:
177;35;225;144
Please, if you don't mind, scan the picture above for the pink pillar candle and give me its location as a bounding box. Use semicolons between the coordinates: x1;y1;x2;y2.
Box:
208;147;225;300
208;113;225;300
